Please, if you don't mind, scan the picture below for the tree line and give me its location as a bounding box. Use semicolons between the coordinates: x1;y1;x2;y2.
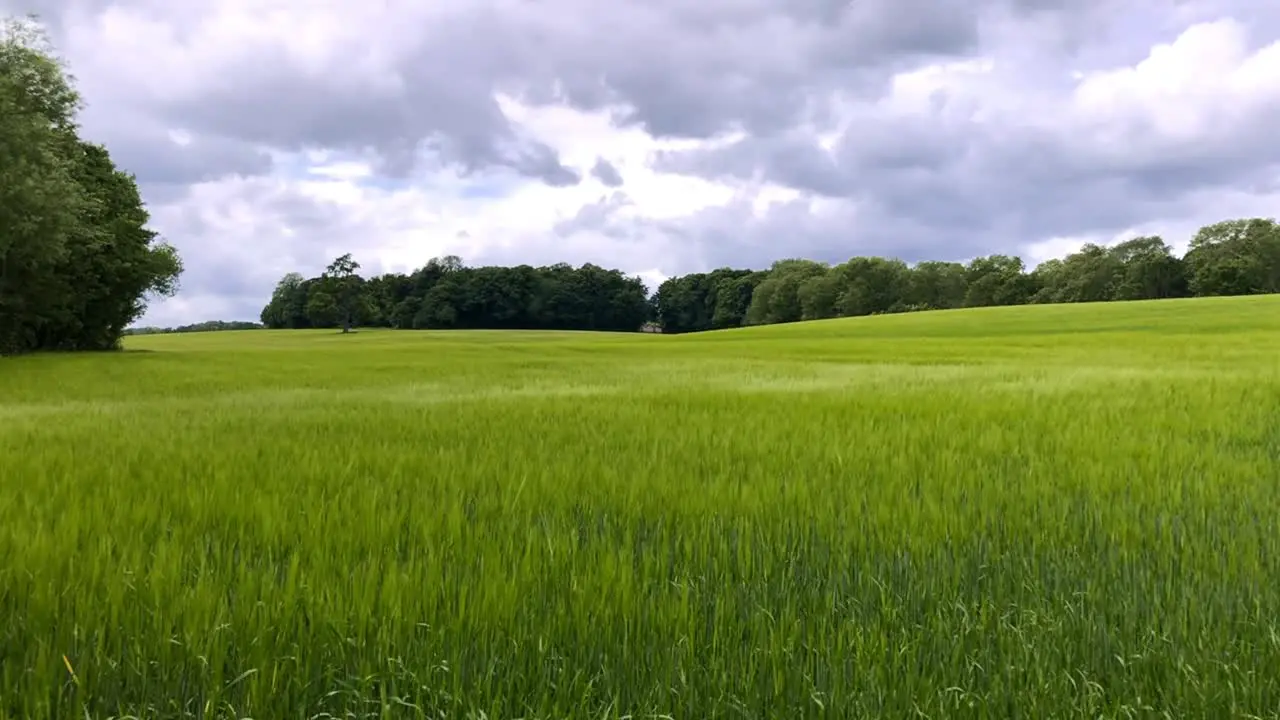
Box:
661;219;1279;331
124;320;263;336
260;254;652;332
264;218;1279;334
0;17;182;356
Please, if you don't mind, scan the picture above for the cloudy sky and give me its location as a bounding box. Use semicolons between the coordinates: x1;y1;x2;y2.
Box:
5;0;1280;325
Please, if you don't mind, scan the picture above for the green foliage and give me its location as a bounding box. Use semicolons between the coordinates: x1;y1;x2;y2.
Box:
653;268;765;333
745;259;828;325
650;221;1272;333
903;260;967;310
262;257;652;333
263;217;1276;338
259;272;309;329
2;296;1280;717
1184;218;1280;296
305;290;340;328
125;320;264;335
1109;236;1189;300
322;253;363;333
0;16;182;355
963;254;1035;307
1032;238;1190;305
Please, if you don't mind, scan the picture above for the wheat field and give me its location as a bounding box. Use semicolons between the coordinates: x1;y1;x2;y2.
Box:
2;296;1279;719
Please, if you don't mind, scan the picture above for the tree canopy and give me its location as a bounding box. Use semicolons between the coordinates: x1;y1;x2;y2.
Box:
124;320;263;336
264;218;1279;336
0;16;182;355
260;256;653;333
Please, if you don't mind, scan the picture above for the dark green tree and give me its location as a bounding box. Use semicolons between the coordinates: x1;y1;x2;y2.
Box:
1109;236;1188;301
832;257;911;317
321;254;365;333
902;261;967;311
0;17;182;354
1184;219;1280;297
964;255;1036;307
261;272;310;328
305;291;339;328
1031;243;1120;304
745;259;828;325
709;270;766;329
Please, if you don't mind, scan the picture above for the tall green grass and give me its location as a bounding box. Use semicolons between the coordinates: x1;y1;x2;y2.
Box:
2;295;1279;719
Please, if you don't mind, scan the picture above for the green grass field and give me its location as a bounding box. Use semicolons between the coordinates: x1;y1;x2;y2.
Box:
3;295;1280;719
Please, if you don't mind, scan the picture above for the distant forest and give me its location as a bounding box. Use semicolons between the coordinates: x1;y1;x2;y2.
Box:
257;217;1280;334
124;320;263;336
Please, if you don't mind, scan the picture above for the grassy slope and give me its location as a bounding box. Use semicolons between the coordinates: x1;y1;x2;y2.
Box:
2;295;1279;718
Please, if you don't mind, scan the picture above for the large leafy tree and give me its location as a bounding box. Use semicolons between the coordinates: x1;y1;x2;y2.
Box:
745;259;828;325
0;17;83;353
1031;243;1120;304
52;140;183;348
0;16;182;354
1184;218;1280;297
902;261;967;311
320;253;367;333
963;254;1036;307
261;272;307;328
1109;236;1188;301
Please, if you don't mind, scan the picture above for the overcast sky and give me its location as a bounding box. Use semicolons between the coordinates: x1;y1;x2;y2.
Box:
5;0;1280;326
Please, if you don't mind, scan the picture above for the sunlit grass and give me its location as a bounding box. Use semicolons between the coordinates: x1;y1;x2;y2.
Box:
2;295;1280;718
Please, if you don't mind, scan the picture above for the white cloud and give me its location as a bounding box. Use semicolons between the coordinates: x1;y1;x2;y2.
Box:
138;95;755;320
493;93;743;219
1071;19;1280;144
